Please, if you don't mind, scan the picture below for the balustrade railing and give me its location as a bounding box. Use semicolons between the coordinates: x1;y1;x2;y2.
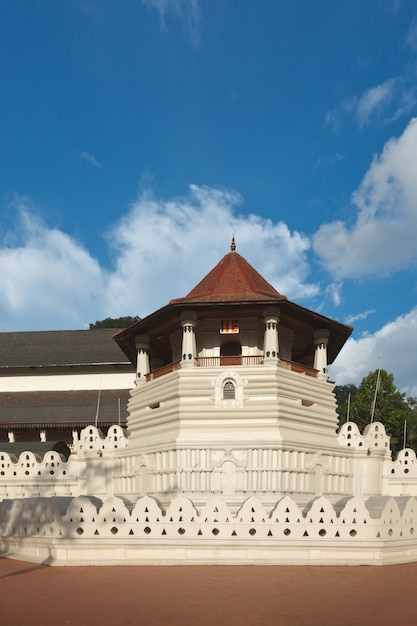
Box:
146;361;181;381
145;356;318;379
197;356;263;367
279;359;318;378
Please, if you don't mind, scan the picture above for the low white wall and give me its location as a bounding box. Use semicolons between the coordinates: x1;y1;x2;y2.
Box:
2;493;417;566
0;425;128;501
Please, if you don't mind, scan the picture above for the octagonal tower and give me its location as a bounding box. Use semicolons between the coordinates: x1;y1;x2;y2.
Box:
114;240;353;507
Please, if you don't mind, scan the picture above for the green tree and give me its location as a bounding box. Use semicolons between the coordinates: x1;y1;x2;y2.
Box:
89;316;141;329
335;383;358;423
348;370;416;456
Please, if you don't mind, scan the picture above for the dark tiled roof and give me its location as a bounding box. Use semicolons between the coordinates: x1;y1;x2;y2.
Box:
0;329;133;368
0;389;130;429
170;250;287;304
0;441;71;460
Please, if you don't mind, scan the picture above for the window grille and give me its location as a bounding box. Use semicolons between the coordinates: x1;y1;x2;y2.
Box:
223;380;236;400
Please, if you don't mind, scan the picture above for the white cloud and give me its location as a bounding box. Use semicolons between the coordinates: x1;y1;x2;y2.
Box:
345;309;376;325
326;79;417;131
80;151;103;168
406;18;417;52
142;0;201;46
325;96;356;134
0;200;105;331
355;79;397;127
391;85;417;122
75;1;101;18
106;184;317;318
325;282;343;307
330;307;417;398
325;12;417;131
0;186;316;331
314;118;417;279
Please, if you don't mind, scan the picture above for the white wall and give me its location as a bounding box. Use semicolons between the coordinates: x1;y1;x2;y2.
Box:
0;371;135;392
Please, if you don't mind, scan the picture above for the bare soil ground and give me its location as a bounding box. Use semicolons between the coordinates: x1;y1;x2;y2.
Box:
1;558;416;625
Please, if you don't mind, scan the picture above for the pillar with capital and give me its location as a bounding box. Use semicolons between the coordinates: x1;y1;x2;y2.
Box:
313;329;329;378
135;334;150;383
181;310;197;367
263;307;280;363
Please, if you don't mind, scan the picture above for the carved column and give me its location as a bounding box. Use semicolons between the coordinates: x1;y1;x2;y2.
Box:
181;310;197;367
263;307;280;363
135;334;150;383
313;329;329;378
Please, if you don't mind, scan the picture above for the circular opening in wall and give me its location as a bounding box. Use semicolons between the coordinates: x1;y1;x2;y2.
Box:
111;527;118;535
212;528;219;536
283;528;291;536
349;529;357;537
318;529;326;537
249;528;256;536
404;468;409;474
178;527;185;535
144;526;151;534
76;527;84;535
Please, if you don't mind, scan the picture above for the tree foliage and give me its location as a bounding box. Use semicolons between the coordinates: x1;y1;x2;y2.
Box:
336;370;417;456
334;384;358;422
89;316;141;329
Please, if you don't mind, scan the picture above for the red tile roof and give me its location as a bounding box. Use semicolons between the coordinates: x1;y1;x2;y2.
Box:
171;249;286;304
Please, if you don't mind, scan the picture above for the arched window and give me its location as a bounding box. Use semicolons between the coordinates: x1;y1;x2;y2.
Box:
223;380;236;400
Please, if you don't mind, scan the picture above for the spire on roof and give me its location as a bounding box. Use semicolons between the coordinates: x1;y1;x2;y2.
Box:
231;236;236;252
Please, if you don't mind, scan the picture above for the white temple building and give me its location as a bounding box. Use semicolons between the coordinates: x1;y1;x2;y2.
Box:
2;241;417;566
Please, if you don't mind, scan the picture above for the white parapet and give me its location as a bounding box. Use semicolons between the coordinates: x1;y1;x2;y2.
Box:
2;493;417;566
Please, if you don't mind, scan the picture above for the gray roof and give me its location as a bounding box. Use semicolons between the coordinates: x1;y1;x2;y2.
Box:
0;441;71;461
0;329;134;369
0;389;130;429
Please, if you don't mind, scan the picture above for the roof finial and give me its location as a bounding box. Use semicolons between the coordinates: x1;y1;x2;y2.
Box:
231;235;236;252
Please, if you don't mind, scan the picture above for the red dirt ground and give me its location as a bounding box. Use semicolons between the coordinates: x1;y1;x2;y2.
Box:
1;558;416;625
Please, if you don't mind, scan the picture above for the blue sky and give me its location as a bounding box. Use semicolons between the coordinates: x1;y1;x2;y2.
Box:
1;0;417;395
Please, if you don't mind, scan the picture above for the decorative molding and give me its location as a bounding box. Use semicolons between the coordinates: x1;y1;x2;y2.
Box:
211;370;248;408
